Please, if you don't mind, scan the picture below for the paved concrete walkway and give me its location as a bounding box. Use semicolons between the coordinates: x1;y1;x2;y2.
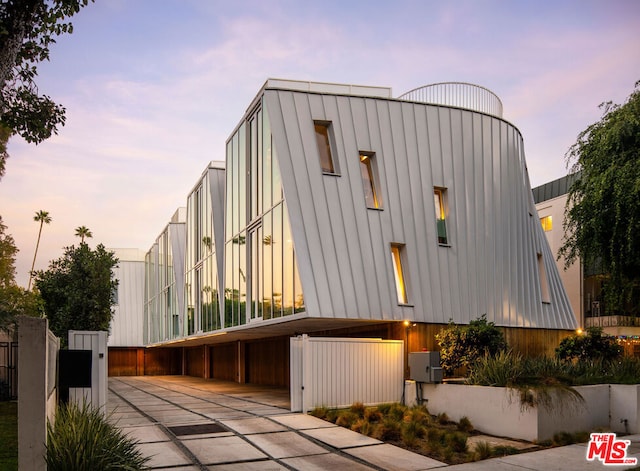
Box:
108;376;640;470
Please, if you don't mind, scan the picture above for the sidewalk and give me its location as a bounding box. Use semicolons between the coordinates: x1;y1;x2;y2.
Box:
108;376;640;470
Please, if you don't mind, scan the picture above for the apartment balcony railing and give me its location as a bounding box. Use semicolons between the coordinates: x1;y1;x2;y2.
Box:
398;82;503;119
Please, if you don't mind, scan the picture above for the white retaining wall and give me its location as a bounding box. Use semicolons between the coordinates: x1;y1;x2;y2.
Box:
422;383;640;442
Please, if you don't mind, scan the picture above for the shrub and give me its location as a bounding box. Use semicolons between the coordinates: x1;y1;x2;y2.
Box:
46;401;149;471
387;403;408;422
457;416;473;433
556;327;622;362
401;420;425;447
446;431;468;453
493;445;519;456
436;315;507;375
474;440;493;460
437;412;449;425
309;406;328;419
351;418;374;436
335;410;359;428
349;402;365;417
374;417;401;441
364;408;383;423
404;406;430;427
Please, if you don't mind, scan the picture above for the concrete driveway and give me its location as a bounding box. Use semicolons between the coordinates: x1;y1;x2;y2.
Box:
108;376;640;470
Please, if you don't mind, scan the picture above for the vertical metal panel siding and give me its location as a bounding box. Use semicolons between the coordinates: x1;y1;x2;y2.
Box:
68;331;108;413
265;88;575;330
109;260;145;346
290;336;403;412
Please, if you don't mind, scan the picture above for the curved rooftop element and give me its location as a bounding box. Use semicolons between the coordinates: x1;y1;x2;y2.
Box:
398;82;503;118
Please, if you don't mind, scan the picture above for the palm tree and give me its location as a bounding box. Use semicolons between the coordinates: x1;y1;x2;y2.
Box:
75;226;93;244
28;210;52;290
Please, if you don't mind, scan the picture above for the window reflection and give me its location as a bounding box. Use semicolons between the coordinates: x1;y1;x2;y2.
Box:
223;98;305;329
359;153;381;209
391;244;408;304
314;122;335;173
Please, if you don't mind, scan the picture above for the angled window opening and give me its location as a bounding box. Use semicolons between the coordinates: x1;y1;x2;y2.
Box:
537;252;551;304
359;152;382;209
391;244;409;304
434;187;449;245
314;121;338;174
540;215;552;232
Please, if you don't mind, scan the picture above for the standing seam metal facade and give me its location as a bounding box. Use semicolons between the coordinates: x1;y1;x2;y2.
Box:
141;80;575;349
264;85;575;329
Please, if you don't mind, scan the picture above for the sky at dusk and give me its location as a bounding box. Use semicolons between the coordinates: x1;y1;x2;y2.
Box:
1;0;639;287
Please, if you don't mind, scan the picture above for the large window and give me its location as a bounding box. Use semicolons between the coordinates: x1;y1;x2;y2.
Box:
186;173;220;335
434;188;448;245
314;121;337;174
359;152;381;209
391;244;408;304
225;98;305;328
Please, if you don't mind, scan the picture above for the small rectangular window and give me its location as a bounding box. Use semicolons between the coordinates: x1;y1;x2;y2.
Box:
391;244;408;304
540;215;552;232
537;252;551;303
359;152;381;209
314;122;336;174
434;188;448;245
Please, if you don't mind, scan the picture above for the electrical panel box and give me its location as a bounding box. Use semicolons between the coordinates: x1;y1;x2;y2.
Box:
408;351;443;383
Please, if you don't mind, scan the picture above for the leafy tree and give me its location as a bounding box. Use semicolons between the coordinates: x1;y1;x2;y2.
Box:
559;81;640;314
34;243;118;347
555;327;622;363
0;0;92;174
74;225;92;244
0;215;42;331
28;209;51;290
436;315;507;376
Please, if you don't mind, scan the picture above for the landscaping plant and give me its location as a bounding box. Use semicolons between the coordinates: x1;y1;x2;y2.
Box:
436;315;507;375
46;401;149;471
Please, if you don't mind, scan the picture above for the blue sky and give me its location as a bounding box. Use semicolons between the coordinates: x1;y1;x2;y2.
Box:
1;0;639;287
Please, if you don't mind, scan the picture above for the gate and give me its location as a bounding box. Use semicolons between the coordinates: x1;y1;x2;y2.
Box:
290;335;404;413
0;342;18;400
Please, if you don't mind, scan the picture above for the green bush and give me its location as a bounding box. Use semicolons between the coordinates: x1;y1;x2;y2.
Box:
556;327;622;362
446;431;468;453
436;315;507;375
46;401;149;471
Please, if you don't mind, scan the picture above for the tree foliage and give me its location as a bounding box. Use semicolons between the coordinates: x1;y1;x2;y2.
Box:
555;327;622;363
0;215;42;331
34;243;118;346
559;81;640;314
435;315;508;376
0;0;91;174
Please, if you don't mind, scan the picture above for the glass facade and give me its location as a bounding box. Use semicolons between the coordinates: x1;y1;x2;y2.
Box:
186;172;220;335
144;225;181;344
144;95;304;344
225;98;304;328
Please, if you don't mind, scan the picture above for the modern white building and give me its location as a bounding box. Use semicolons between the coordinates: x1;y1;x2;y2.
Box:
533;174;640;355
108;248;146;347
121;79;576;384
